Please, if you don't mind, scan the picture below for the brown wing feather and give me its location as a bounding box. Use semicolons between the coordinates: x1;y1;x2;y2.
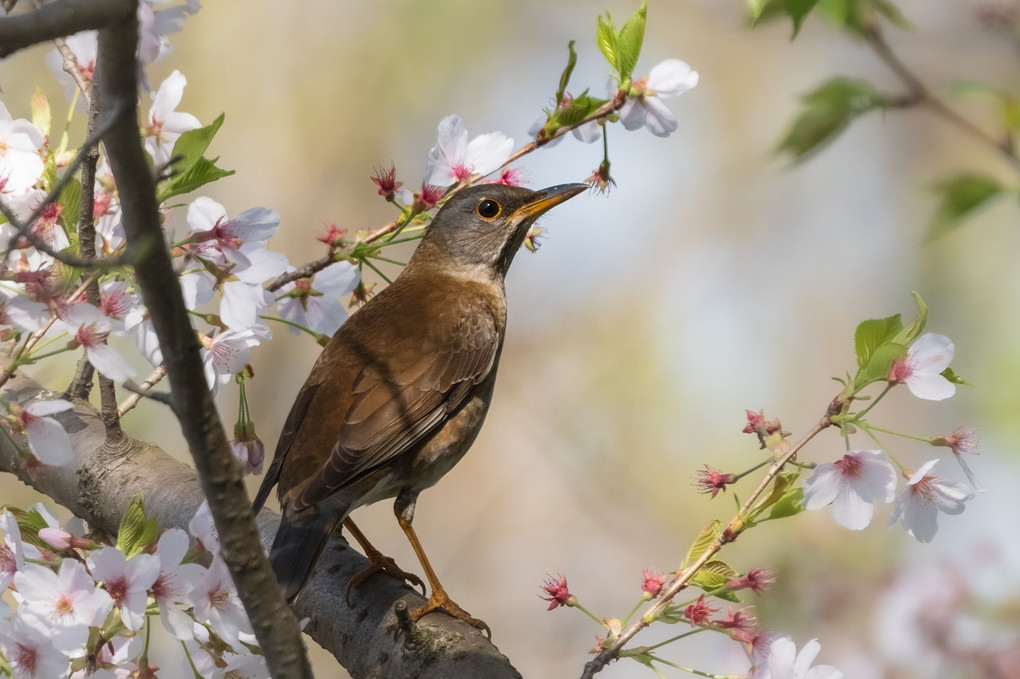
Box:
293;298;499;509
252;382;320;514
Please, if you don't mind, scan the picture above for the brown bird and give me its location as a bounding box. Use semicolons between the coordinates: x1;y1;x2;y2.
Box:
253;182;586;631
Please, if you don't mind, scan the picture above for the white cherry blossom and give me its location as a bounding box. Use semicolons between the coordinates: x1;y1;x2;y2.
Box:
753;637;843;679
888;332;956;401
619;59;699;137
143;70;201;165
17;399;75;466
425;115;514;186
889;459;973;542
14;559;113;652
87;546;161;632
802;450;897;530
276;261;361;337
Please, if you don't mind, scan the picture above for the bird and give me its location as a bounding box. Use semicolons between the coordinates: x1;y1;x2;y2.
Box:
253;181;587;633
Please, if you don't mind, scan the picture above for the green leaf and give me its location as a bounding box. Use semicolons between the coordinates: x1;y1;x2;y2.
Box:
941;367;972;386
749;0;789;26
868;0;911;29
596;13;619;75
556;92;608;127
555;40;578;105
157;156;235;203
58;176;82;231
893;291;928;346
854;314;903;368
31;88;51;139
777;78;888;159
785;0;820;37
6;506;49;550
616;1;647;80
117;494;158;558
684;519;721;569
862;341;907;382
769;487;805;519
171;113;225;170
928;173;1003;240
690;559;736;591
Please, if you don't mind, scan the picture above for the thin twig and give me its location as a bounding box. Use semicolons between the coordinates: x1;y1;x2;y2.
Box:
118;365;167;416
864;22;1020;172
581;410;837;678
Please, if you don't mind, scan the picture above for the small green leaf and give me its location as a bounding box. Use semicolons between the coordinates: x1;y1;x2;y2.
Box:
31;88;51;139
555;40;578;105
862;341;907;382
691;559;736;591
854;314;903;368
616;1;647;80
893;291;928;346
6;506;49;550
556;92;608;127
157;156;235;203
58;176;82;231
785;0;820;37
596;13;619;74
777;78;888;159
928;173;1003;239
170;113;226;171
941;367;972;386
684;519;721;569
117;494;158;558
770;487;805;519
868;0;911;29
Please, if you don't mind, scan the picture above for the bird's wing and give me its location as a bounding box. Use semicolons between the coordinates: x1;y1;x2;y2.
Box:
294;303;499;509
252;382;320;514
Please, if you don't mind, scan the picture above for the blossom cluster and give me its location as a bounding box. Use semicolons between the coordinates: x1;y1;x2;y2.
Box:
0;501;265;679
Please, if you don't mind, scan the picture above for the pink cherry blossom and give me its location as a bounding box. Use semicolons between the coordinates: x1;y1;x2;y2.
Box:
753;637;844;679
14;559;113;652
802;450;897;530
618;59;699;137
72;319;136;382
201;328;260;392
143;70;201;165
188;501;219;555
151;528;206;640
424;115;514;186
185;197;281;274
0;612;72;679
0;509;39;590
188;557;252;648
88;546;161;631
887;332;956;401
889;459;973;542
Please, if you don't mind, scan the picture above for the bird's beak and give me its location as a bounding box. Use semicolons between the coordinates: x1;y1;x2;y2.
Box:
511;183;588;221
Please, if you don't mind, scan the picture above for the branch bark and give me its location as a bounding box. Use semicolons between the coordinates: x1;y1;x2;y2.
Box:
0;369;522;679
0;0;134;58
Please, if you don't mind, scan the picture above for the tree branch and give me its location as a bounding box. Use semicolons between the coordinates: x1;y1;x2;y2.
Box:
0;0;134;58
0;368;523;679
92;14;315;679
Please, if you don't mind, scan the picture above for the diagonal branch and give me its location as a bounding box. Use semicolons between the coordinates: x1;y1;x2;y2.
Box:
0;367;523;679
0;0;134;58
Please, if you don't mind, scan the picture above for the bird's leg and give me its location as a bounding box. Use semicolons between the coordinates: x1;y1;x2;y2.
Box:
344;517;425;602
394;498;491;638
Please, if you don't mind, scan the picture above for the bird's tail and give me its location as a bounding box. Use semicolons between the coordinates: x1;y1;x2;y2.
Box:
270;504;345;602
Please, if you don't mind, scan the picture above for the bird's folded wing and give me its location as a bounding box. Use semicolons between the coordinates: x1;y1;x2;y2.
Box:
295;307;499;508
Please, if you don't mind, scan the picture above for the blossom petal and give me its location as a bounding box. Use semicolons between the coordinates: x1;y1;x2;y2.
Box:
25;415;73;466
643;97;680;137
647;59;700;96
464;131;514;177
618;99;646;130
906;372;956;401
86;343;136;382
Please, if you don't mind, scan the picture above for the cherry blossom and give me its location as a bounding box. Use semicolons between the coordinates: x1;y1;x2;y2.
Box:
424;115;514;186
0;509;39;590
276;261;361;337
889;459;973;542
753;637;844;679
188;501;220;555
14;399;75;466
802;450;897;530
933;426;982;490
14;559;113;652
887;332;956;401
184;197;281;273
201;328;260;392
0;287;47;333
143;70;201;165
188;557;252;648
44;30;98;102
220;280;272;337
539;573;573;610
0;101;45;196
618;59;699;137
150;528;206;639
0;611;72;679
70;318;136;382
87;546;161;631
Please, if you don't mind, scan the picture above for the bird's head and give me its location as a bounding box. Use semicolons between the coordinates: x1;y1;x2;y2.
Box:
412;183;587;279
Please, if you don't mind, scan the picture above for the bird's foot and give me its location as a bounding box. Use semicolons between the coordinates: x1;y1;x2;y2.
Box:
347;549;426;604
410;587;491;638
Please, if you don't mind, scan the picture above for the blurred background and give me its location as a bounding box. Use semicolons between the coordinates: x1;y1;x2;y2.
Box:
2;0;1019;677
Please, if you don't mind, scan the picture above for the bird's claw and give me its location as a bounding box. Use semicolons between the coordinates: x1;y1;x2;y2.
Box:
409;590;491;639
347;553;426;604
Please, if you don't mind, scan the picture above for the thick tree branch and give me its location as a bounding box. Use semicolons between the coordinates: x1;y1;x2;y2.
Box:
92;14;313;679
0;0;134;58
0;369;522;679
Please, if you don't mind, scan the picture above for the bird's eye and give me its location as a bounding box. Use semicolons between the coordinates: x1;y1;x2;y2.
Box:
476;199;502;220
